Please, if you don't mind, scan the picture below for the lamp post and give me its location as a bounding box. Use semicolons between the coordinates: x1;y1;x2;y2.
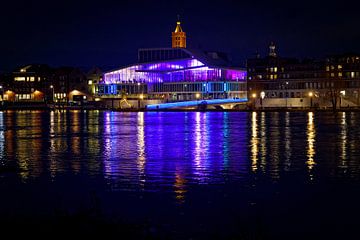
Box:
340;90;345;108
138;93;144;109
50;85;54;103
309;91;313;108
0;85;3;102
260;91;265;109
251;93;257;110
285;81;289;108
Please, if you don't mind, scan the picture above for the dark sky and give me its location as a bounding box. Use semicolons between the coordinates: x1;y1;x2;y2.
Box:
1;0;359;72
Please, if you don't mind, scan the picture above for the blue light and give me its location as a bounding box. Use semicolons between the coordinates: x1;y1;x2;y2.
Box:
146;98;248;110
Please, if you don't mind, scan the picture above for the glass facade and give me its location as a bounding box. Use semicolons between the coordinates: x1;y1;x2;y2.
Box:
98;49;247;100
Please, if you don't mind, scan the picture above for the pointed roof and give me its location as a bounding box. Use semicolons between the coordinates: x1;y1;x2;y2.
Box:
174;21;183;33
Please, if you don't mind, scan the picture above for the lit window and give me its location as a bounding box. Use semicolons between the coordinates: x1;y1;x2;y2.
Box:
338;65;342;69
14;77;26;81
331;73;335;77
331;65;335;70
29;77;35;81
274;67;278;72
338;72;342;77
326;66;330;71
351;72;355;78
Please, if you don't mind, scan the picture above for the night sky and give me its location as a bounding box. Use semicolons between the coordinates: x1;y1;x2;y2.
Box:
1;0;359;72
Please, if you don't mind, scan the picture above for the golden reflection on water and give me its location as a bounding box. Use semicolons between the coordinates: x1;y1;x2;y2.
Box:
174;171;186;204
340;112;348;170
0;112;4;164
306;112;316;179
259;112;267;172
251;112;258;172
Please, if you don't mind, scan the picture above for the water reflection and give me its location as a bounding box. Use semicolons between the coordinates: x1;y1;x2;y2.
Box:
307;112;316;180
1;110;360;193
137;112;146;187
284;112;292;171
251;112;258;172
193;112;210;183
339;112;348;171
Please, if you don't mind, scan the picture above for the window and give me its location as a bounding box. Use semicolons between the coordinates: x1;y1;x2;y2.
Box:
14;77;25;81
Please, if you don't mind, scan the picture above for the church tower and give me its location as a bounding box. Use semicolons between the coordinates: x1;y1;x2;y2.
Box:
172;17;186;48
269;42;277;57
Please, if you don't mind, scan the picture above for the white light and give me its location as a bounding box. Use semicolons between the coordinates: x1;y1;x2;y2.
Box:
340;90;345;96
83;96;87;100
260;91;265;99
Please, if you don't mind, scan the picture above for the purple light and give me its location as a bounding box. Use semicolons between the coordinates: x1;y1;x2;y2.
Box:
104;58;246;84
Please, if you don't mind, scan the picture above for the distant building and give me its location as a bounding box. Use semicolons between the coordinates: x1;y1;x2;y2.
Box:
3;64;95;104
7;64;52;102
247;43;360;108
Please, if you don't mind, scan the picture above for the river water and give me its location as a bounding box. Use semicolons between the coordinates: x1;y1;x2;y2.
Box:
0;110;359;239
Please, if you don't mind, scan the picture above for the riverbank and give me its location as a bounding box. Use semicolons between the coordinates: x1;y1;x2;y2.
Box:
2;106;360;112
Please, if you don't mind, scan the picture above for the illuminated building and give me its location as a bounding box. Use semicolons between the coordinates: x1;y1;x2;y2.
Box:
172;19;186;48
11;64;52;102
97;48;247;103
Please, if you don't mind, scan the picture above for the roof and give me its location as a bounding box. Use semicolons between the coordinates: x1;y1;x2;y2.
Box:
174;21;183;33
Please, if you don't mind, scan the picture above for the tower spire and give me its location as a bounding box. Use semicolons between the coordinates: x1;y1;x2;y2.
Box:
172;17;186;48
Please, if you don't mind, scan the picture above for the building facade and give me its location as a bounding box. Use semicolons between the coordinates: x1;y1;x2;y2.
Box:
247;44;360;109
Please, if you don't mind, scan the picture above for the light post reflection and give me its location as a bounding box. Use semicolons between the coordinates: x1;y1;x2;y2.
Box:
306;112;316;180
193;112;209;182
340;112;348;170
137;112;146;187
284;112;292;171
259;112;267;172
251;111;258;172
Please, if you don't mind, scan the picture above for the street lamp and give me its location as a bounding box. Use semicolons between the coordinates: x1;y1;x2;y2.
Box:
195;93;201;100
0;85;3;102
251;93;257;110
340;90;345;108
285;81;289;108
260;91;265;109
309;91;313;108
50;85;54;103
138;93;144;109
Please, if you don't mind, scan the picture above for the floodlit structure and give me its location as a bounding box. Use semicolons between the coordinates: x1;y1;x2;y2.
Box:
97;47;247;102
